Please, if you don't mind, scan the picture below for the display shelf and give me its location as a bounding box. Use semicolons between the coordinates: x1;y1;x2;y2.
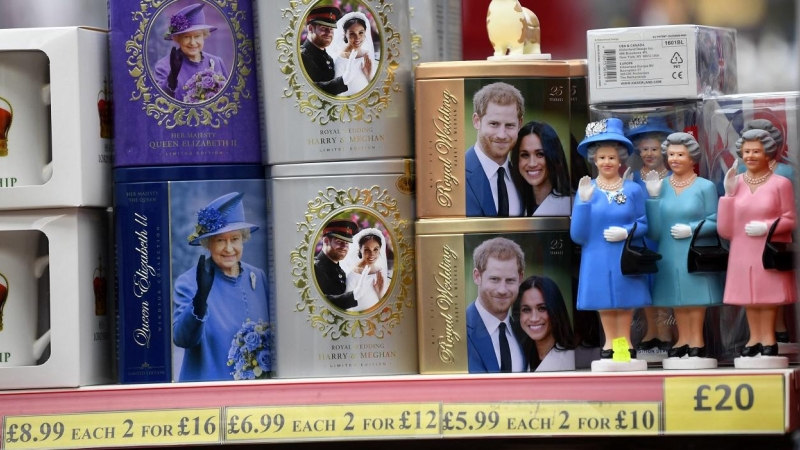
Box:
0;368;798;449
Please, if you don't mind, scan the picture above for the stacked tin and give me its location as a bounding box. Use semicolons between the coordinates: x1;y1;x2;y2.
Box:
253;0;418;378
414;59;580;374
109;0;271;383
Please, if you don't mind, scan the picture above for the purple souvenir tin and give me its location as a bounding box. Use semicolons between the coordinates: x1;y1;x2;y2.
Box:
109;0;262;167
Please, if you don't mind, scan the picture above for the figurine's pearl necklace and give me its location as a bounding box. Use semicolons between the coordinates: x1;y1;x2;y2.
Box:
669;173;697;188
641;168;668;180
596;178;623;191
743;171;772;185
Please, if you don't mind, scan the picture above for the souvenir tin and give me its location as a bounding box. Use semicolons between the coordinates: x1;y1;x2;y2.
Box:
109;0;262;167
253;0;413;164
587;25;737;104
415;61;572;218
267;159;416;377
408;0;462;67
114;165;270;383
568;60;591;189
416;217;575;374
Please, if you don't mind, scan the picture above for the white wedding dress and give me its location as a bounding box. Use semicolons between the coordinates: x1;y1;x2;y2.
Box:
327;11;378;97
340;228;390;313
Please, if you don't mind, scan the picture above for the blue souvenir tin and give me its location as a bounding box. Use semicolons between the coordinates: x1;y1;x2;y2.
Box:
114;165;271;383
109;0;262;166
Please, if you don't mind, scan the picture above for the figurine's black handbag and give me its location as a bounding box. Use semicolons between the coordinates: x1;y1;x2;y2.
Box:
687;219;728;273
621;223;662;275
762;218;795;271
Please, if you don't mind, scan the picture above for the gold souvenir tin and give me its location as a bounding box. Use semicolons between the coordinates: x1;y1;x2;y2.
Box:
567;60;592;188
267;159;417;377
415;217;573;374
415;60;573;218
253;0;413;164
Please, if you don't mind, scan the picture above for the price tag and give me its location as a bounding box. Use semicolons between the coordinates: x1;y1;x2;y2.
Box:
3;408;221;449
224;403;440;442
665;375;784;433
441;402;660;436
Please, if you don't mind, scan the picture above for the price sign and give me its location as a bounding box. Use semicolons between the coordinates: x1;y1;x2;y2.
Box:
3;408;221;449
441;402;660;436
665;375;784;433
224;403;440;442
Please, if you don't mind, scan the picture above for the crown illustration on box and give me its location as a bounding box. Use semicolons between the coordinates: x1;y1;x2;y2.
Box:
0;97;13;157
97;78;113;139
0;272;8;332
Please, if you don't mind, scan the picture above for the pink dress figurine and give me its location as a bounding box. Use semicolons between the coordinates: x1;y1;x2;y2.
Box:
718;128;797;369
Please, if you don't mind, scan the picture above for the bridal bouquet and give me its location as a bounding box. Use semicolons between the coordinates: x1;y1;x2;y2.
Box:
227;319;273;380
182;68;227;103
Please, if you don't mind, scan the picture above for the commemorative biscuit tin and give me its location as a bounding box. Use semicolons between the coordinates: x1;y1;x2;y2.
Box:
415;61;572;218
416;217;575;374
114;165;271;383
109;0;262;167
253;0;413;164
408;0;462;67
568;60;592;189
267;159;416;377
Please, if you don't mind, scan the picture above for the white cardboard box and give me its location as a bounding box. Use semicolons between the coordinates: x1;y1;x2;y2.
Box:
0;208;113;389
587;25;737;104
0;27;112;209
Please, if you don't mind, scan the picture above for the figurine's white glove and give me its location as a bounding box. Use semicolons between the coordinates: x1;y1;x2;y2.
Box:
341;51;359;86
603;226;628;242
723;161;738;196
670;223;692;239
622;167;633;182
644;170;663;198
577;176;594;202
745;221;769;237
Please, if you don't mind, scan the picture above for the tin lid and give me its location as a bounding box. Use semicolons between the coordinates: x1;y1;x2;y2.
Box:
113;164;265;183
267;159;413;178
415;60;573;80
415;217;570;235
567;59;588;77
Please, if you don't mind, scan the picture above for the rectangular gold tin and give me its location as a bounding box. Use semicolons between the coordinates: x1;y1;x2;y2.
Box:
416;217;573;374
415;60;573;218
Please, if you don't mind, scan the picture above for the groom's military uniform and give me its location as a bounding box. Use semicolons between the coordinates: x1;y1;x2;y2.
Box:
313;219;359;310
301;6;347;96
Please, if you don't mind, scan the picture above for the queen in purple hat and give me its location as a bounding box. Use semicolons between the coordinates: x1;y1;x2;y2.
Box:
172;192;271;381
154;2;228;103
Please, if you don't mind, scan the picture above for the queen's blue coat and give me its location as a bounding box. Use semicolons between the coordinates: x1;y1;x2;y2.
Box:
570;180;652;310
173;259;270;381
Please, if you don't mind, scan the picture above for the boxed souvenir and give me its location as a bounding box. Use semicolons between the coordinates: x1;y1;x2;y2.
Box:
266;159;417;377
408;0;462;67
416;217;575;374
114;165;270;383
0;208;111;389
108;0;262;167
253;0;413;164
0;27;111;210
415;60;572;218
587;25;737;104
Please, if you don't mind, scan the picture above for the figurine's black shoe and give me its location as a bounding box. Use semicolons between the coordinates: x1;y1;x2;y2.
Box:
741;343;763;357
636;338;663;351
600;349;613;359
667;344;690;358
688;346;707;358
761;343;779;356
776;331;791;343
629;349;637;359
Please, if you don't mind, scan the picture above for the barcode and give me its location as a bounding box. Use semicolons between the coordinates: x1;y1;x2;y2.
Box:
603;49;617;83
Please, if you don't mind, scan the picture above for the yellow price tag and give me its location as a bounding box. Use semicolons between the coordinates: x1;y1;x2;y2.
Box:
3;408;221;449
224;403;440;442
441;402;660;436
612;337;631;362
665;375;784;433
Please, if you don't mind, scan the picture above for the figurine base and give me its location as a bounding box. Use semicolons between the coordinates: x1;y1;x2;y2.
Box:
662;357;718;370
487;53;552;61
591;358;648;372
779;342;799;354
733;356;789;369
635;349;668;362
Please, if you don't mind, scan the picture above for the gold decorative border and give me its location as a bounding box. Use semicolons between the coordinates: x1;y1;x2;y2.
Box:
276;0;402;125
291;186;414;340
126;0;253;129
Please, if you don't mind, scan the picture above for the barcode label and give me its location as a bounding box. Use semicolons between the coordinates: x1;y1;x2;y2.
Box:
603;49;617;83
